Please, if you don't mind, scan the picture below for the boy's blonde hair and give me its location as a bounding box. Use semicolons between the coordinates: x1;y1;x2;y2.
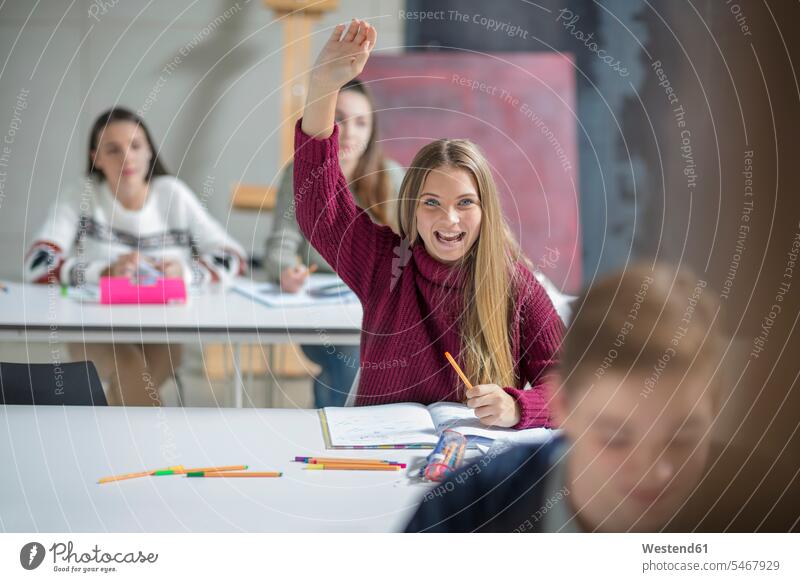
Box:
562;263;723;402
397;139;525;388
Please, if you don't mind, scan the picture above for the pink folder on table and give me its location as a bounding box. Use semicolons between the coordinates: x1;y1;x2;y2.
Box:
99;276;187;305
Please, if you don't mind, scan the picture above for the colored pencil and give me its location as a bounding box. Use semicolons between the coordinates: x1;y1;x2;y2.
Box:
98;470;152;484
294;456;404;467
304;463;401;471
445;351;473;390
308;460;406;468
153;465;248;476
453;440;466;469
442;443;456;465
186;471;282;478
98;465;184;484
445;351;473;402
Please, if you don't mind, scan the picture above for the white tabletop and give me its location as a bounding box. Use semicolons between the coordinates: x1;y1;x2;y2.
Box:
0;405;433;532
0;281;362;344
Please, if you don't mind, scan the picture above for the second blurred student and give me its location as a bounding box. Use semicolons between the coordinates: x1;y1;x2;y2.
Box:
265;78;404;408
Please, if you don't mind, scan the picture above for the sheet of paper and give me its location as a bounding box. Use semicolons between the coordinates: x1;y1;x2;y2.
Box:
233;275;356;308
427;401;557;444
323;403;439;447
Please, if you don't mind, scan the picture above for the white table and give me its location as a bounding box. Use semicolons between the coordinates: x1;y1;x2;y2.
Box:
0;280;363;407
0;405;432;532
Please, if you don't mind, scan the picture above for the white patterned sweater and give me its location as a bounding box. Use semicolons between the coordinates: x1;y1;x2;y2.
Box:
25;176;246;287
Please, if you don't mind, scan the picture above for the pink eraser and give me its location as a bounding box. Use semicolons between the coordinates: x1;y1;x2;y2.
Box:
99;276;187;305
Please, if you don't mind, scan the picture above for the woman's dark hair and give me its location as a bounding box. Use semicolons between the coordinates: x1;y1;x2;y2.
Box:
87;107;169;180
341;79;393;228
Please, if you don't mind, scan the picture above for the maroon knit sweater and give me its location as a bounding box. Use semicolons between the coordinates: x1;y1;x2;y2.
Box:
293;121;563;429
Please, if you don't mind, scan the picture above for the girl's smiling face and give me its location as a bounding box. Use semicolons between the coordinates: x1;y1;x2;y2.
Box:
414;165;482;264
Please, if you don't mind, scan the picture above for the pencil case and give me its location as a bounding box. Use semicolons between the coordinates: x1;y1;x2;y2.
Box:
422;430;467;482
99;276;187;305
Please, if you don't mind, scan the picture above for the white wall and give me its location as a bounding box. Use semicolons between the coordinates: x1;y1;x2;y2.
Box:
0;0;405;280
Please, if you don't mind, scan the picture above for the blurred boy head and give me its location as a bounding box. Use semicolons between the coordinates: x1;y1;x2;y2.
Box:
552;263;723;532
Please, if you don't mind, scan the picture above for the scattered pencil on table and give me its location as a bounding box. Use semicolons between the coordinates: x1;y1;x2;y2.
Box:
187;471;282;478
98;464;263;483
164;465;248;475
294;456;406;468
98;465;185;484
304;463;401;471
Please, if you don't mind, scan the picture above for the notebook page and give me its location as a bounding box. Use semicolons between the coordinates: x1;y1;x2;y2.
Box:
233;275;356;308
323;403;439;447
427;401;556;444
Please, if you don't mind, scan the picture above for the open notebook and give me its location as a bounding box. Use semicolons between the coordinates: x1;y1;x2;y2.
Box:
233;274;356;308
320;402;556;449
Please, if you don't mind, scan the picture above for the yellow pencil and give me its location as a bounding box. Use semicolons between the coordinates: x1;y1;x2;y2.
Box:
445;351;473;402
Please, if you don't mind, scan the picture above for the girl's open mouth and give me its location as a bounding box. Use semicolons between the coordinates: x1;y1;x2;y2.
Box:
435;231;466;245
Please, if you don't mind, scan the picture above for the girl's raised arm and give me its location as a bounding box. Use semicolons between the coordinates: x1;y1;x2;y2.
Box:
294;20;397;302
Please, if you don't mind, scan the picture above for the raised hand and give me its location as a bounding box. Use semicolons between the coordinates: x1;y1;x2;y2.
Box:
310;19;376;91
302;19;377;138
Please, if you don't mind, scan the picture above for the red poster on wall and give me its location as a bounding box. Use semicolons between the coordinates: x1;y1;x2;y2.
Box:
360;52;580;293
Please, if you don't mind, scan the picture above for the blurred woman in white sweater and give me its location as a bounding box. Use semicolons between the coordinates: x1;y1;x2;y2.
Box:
25;107;245;405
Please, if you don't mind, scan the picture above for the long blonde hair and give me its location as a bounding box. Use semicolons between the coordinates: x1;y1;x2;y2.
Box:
397;139;525;388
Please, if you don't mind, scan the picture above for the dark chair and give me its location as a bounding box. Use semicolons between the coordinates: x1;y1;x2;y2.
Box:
0;361;107;406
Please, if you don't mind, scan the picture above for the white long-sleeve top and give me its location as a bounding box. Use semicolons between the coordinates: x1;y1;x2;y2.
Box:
24;175;246;287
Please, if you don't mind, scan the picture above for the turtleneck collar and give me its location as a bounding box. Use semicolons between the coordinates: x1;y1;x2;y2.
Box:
412;243;469;288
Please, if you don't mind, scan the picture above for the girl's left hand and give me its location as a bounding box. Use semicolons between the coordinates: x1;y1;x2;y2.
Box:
466;384;521;428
